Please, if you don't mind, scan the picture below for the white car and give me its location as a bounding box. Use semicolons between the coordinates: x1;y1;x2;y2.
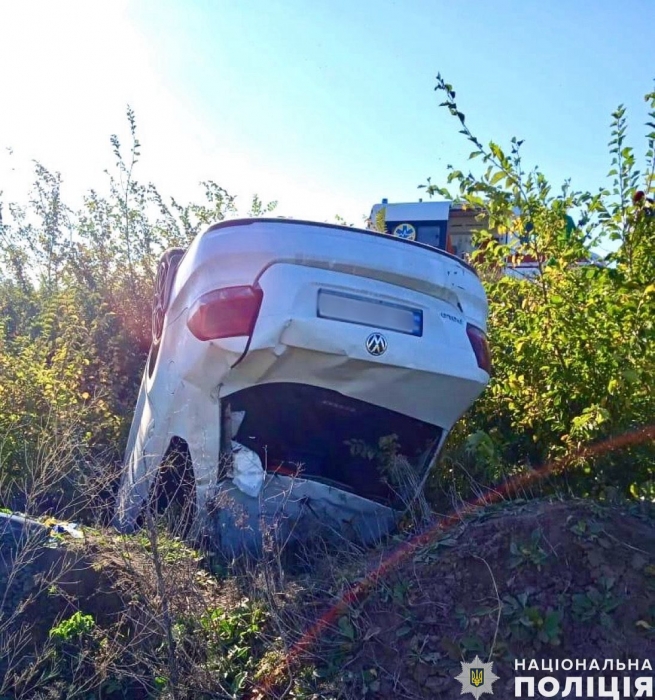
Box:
114;218;490;553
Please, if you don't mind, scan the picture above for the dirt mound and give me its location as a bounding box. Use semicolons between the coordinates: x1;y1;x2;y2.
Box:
330;499;655;699
3;500;655;699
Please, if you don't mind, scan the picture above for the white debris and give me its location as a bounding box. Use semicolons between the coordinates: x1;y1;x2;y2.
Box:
51;521;84;539
230;441;265;498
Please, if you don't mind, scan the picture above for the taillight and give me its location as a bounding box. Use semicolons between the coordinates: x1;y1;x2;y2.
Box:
466;323;491;374
187;286;263;341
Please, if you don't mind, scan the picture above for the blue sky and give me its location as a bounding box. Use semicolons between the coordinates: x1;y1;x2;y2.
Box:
1;1;654;226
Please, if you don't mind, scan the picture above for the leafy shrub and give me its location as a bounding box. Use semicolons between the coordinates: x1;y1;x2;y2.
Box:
426;75;655;501
49;612;95;643
0;109;276;512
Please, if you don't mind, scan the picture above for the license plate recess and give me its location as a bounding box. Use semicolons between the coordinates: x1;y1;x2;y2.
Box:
317;289;423;336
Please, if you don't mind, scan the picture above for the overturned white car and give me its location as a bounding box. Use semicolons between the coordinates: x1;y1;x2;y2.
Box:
114;218;490;553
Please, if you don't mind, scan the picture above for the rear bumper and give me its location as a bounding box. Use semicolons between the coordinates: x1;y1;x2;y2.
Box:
207;474;398;556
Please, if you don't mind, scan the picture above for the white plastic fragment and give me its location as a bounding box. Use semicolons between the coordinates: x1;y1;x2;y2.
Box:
230;441;265;498
51;522;84;539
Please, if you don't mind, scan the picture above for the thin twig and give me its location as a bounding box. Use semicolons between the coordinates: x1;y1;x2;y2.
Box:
471;555;502;663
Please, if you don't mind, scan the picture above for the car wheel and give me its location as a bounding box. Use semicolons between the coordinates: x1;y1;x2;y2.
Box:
153;438;197;538
152;248;185;345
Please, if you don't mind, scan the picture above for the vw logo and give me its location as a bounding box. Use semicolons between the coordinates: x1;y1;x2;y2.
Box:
366;332;388;356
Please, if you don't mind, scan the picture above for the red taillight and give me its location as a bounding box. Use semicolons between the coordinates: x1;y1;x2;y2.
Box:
187;286;263;341
466;323;491;374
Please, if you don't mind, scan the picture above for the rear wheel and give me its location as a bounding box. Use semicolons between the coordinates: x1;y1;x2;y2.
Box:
151;438;197;538
149;248;185;377
152;248;185;345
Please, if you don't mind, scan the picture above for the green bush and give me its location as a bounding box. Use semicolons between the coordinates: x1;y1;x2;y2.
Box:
49;612;95;643
1;86;654;513
0;109;275;512
426;75;655;501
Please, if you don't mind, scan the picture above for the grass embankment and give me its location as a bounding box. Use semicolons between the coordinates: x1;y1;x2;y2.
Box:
2;498;655;699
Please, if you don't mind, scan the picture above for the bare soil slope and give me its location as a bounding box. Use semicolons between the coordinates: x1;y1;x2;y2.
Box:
327;499;655;699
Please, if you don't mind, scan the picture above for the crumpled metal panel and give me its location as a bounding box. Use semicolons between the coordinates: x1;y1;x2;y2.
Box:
208;474;398;556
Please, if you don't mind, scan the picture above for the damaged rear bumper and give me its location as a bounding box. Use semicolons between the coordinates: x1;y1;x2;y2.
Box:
207;473;398;556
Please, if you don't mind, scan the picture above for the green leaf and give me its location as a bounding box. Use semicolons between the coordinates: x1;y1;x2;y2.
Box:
338;616;356;641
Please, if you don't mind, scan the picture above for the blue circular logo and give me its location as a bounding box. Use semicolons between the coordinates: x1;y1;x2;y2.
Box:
393;223;416;240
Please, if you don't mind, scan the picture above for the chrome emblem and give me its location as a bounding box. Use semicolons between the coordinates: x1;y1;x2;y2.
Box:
365;332;387;356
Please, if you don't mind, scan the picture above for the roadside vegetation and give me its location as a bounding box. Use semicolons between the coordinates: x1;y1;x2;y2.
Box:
425;75;655;508
1;78;654;698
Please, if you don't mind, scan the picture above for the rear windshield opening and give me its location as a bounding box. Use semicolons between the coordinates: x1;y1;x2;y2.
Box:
227;383;443;508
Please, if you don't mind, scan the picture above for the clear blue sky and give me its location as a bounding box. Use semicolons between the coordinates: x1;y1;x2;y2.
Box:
1;1;654;225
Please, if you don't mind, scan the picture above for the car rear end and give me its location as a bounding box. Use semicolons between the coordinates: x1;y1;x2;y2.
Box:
135;218;490;551
170;218;489;414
